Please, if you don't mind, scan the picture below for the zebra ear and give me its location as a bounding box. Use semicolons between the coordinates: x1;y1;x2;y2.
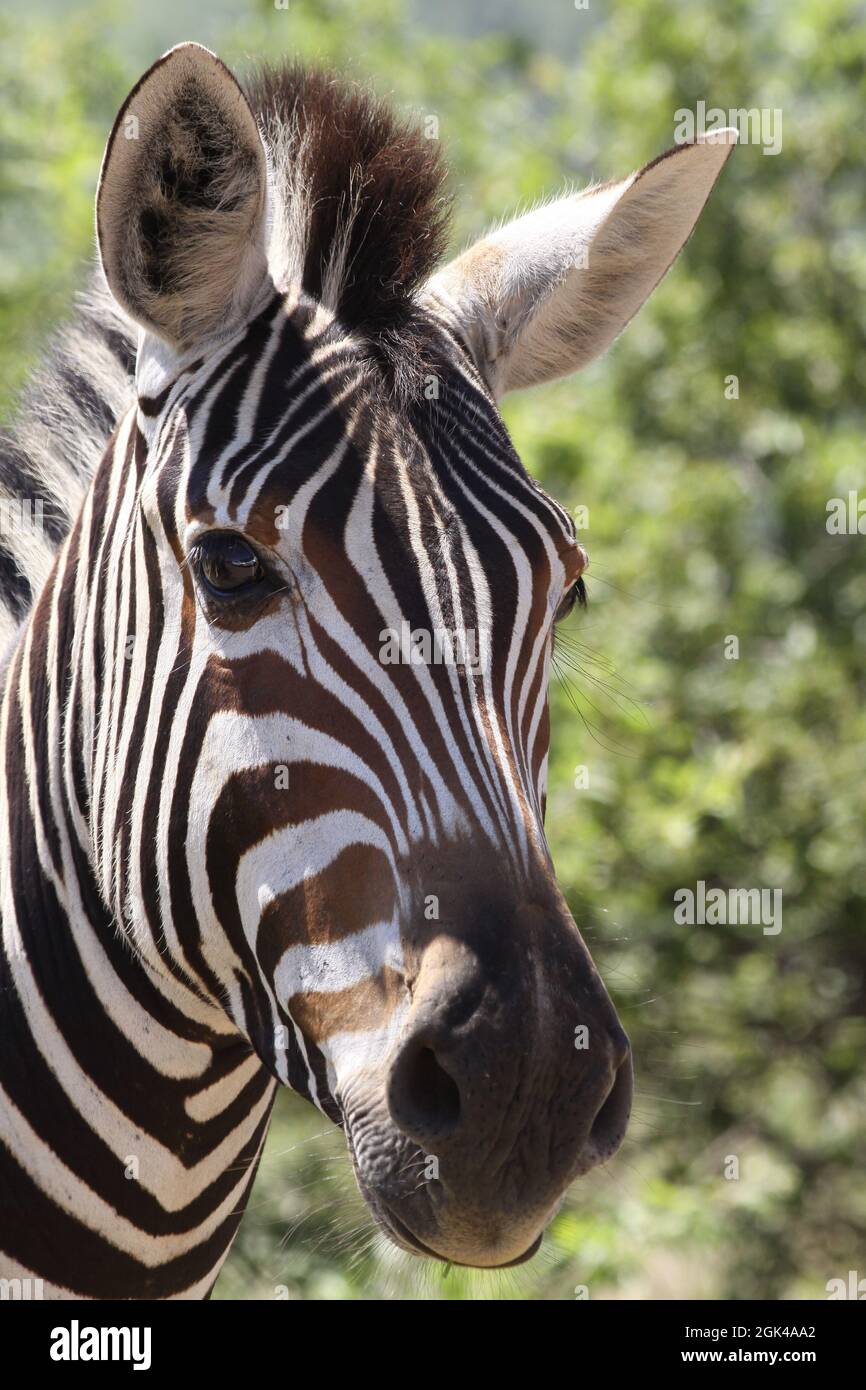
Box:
427;129;737;397
96;42;269;352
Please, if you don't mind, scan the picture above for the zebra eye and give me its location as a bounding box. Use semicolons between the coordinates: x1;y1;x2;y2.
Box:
194;533;264;596
554;576;587;623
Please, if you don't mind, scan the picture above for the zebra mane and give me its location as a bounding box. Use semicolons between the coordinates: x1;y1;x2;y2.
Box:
0;61;451;649
248;63;451;370
0;273;136;648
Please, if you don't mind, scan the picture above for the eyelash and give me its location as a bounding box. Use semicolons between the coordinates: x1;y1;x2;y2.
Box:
556;576;587;623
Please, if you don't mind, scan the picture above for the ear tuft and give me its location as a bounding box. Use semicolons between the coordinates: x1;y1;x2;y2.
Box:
97;43;269;350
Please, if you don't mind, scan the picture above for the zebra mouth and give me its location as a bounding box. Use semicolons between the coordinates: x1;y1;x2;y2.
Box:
378;1205;543;1269
377;1208;444;1260
342;1113;542;1268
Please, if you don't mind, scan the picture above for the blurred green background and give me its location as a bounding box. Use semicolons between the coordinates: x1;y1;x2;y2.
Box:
2;0;864;1299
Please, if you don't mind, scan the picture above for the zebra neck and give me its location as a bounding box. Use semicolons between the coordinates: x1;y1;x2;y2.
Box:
0;530;276;1300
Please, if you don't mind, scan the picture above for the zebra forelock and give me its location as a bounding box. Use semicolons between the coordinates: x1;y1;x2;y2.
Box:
249;63;450;370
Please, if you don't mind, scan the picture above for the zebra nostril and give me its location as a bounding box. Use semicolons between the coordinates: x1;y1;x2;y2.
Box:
609;1022;631;1070
587;1046;633;1161
387;1038;461;1146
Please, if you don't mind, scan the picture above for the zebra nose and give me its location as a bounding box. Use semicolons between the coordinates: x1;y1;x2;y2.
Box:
386;936;484;1148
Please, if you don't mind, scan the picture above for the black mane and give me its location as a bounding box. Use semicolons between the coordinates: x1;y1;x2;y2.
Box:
247;63;451;365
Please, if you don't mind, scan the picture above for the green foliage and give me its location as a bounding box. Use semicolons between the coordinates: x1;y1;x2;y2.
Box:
2;0;863;1299
0;8;131;407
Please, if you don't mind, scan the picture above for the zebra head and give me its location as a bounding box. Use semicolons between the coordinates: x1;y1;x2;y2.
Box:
90;44;734;1270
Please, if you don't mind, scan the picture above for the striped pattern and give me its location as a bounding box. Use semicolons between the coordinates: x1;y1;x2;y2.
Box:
0;246;578;1290
0;39;741;1287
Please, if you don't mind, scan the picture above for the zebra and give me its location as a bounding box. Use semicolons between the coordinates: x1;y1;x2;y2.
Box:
0;43;735;1299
